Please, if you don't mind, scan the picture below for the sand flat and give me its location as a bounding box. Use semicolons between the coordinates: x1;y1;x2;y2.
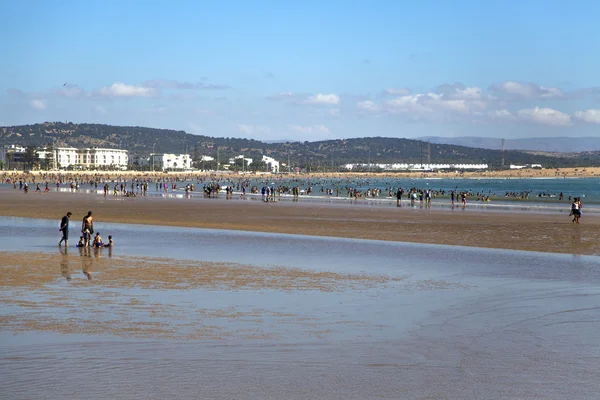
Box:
0;189;598;255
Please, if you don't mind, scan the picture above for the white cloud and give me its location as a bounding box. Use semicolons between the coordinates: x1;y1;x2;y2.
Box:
30;99;46;110
267;92;340;106
99;82;157;97
452;86;483;100
59;84;85;98
383;88;411;96
491;109;514;119
517;107;572;126
289;124;330;135
328;108;341;117
490;81;563;100
266;92;297;101
573;109;600;124
356;100;381;113
305;93;340;105
236;124;271;135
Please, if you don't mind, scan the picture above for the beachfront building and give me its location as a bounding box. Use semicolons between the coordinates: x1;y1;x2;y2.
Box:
228;155;253;169
78;148;128;170
54;147;79;169
344;163;489;171
148;153;192;171
262;155;279;173
50;147;128;170
510;164;543;169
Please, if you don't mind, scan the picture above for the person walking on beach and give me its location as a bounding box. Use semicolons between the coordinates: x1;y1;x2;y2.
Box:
571;197;582;224
82;211;94;247
58;212;72;247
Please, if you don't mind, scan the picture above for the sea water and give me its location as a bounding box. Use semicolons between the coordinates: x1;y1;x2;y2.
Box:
1;217;600;399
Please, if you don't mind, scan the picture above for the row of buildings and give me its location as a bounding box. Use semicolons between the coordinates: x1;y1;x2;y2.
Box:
344;163;490;171
0;145;281;172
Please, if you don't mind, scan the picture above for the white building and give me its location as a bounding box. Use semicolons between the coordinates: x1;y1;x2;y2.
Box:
78;148;128;169
148;153;192;171
228;155;253;168
51;147;128;170
262;155;280;173
54;147;79;169
510;164;543;169
344;163;489;171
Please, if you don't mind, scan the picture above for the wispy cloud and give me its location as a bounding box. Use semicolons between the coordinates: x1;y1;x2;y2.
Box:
488;81;564;100
517;107;572;126
573;109;600;124
30;99;47;110
142;79;229;90
266;92;340;106
99;82;158;98
288;124;330;135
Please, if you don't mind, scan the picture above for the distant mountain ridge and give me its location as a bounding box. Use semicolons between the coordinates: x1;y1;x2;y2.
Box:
1;122;599;169
420;136;600;153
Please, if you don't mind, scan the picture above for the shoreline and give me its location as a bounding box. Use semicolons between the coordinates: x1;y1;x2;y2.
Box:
2;166;600;180
1;189;598;256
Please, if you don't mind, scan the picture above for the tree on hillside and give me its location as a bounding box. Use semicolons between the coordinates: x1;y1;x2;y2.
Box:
23;145;38;170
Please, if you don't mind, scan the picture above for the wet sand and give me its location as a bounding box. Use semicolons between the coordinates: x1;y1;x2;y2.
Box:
2;226;600;399
0;189;598;255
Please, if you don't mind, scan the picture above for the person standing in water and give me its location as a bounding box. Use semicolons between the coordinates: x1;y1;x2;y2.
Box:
82;211;94;247
58;212;72;247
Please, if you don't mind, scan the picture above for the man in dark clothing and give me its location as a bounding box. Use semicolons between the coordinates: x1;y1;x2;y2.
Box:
58;212;73;247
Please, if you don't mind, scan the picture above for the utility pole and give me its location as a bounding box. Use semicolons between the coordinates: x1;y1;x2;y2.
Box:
501;138;505;169
420;141;423;167
217;147;220;171
368;150;371;172
427;140;431;164
288;154;291;174
152;142;156;172
331;150;334;171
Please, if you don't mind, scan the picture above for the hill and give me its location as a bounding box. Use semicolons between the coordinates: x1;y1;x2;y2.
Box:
1;122;598;170
420;136;600;153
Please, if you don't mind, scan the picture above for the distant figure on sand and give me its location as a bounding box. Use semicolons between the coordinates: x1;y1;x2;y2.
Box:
58;212;72;247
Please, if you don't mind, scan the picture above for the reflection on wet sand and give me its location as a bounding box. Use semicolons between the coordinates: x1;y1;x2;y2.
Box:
0;250;409;339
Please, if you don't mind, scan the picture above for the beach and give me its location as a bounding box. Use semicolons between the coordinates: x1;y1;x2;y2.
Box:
0;188;598;255
2;177;600;400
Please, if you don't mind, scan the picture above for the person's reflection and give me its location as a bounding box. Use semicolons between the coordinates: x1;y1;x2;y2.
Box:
570;231;583;256
59;247;71;280
79;245;93;279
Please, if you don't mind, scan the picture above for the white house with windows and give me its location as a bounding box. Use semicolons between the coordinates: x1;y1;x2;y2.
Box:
78;148;128;169
54;147;79;168
148;153;192;171
51;147;128;169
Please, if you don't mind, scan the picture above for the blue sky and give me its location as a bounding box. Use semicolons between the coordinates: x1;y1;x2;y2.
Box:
1;0;600;141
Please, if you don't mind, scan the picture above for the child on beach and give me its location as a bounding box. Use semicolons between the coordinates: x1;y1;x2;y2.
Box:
76;236;85;247
104;235;114;247
93;232;104;247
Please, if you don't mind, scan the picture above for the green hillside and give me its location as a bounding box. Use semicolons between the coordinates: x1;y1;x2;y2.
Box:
1;121;598;170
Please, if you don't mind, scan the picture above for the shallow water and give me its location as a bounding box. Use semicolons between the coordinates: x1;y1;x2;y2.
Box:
1;217;600;399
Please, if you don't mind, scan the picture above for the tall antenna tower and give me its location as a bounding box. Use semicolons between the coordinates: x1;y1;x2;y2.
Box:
501;138;505;168
427;140;431;164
